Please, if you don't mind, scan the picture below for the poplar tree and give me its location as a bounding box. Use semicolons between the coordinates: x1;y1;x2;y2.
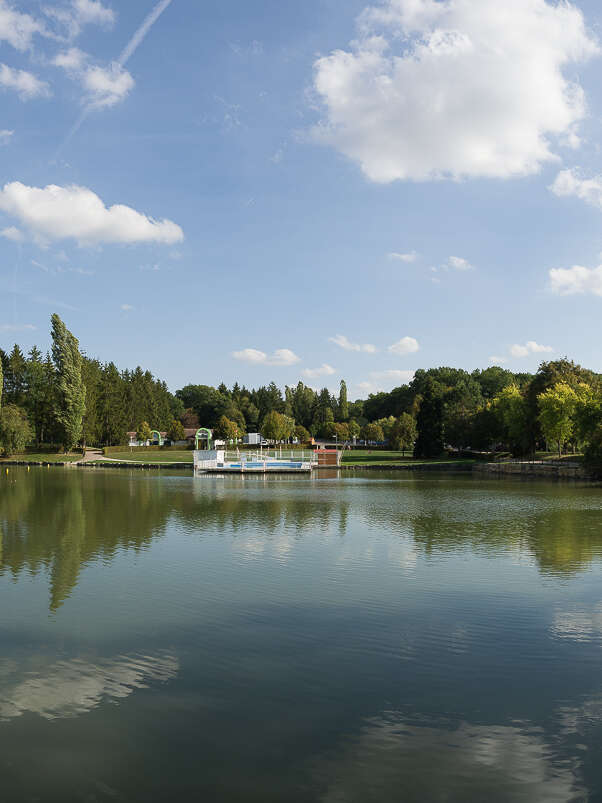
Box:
51;314;86;451
338;380;349;422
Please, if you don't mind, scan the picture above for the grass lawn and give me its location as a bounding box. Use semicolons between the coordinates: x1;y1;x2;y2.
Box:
341;450;475;467
0;452;82;463
103;450;193;463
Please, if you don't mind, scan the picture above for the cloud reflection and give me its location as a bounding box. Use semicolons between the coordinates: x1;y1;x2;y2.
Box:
0;651;178;721
313;714;583;802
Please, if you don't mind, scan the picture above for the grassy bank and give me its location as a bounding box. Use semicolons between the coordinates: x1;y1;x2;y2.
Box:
341;450;475;468
0;452;82;463
103;450;193;463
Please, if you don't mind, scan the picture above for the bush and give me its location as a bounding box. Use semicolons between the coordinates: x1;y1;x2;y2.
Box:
0;405;33;456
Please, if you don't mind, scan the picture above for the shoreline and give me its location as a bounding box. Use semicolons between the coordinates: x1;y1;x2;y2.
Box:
1;458;597;482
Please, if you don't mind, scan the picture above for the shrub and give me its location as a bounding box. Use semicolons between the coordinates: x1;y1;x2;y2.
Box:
0;405;33;456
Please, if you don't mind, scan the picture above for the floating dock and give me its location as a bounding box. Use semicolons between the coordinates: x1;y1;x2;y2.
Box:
193;449;337;474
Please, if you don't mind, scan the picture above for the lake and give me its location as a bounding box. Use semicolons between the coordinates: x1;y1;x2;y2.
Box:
1;467;602;802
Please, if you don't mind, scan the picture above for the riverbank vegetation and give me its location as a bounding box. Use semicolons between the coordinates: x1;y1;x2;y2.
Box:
2;317;602;474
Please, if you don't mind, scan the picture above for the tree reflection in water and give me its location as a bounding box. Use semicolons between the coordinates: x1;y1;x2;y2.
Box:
1;470;601;613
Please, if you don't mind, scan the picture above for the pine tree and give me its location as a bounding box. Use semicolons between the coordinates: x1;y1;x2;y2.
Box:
50;314;86;451
5;344;26;405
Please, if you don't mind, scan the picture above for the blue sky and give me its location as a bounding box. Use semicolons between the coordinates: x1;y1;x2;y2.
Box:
1;0;602;398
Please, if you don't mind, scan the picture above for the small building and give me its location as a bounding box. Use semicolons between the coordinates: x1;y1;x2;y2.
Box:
243;433;264;446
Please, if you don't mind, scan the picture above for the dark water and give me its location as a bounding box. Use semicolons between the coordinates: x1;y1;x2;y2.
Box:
1;468;602;802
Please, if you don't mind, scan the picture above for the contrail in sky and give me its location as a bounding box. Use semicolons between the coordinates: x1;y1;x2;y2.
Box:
55;0;174;157
119;0;173;67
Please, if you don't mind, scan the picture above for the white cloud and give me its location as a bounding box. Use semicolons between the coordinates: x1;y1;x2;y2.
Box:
53;47;87;71
388;251;418;263
120;303;134;311
0;225;23;242
53;48;133;109
311;0;598;182
0;64;50;99
82;62;134;108
232;348;301;367
550;264;602;296
72;0;114;27
388;336;420;356
371;369;415;384
329;333;377;353
446;255;473;271
44;0;114;39
0;1;46;51
489;355;509;365
303;363;336;379
0;182;184;245
0;322;35;331
0;128;13;143
510;341;554;358
550;169;602;209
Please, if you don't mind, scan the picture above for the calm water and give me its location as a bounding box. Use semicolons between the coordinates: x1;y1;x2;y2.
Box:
1;468;602;802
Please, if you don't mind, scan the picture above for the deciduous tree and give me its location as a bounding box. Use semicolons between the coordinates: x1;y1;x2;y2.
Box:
0;404;32;456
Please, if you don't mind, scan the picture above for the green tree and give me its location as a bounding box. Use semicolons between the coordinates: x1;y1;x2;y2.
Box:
137;421;153;444
493;385;530;455
362;422;384;443
333;422;350;442
4;344;27;405
414;379;445;458
0;404;32;456
214;415;241;442
261;410;293;442
294;424;311;443
525;359;596;451
51;314;86;451
538;383;578;457
348;419;361;441
168;419;185;443
472;366;515;399
98;362;129;446
574;383;602;444
375;416;396;443
286;382;316;429
338;380;349;421
390;413;417;455
176;384;229;426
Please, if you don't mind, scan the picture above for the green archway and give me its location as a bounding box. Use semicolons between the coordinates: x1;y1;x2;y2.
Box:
195;428;213;450
150;430;164;446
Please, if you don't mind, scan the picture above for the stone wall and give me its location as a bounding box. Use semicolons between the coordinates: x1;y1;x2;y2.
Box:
474;461;591;481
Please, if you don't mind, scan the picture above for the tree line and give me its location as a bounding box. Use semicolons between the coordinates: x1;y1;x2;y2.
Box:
1;317;602;472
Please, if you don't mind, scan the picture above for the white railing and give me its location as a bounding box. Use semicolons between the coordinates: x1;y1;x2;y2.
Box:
224;449;317;464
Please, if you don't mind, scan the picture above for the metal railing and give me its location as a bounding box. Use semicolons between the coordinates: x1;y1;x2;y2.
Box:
224;449;317;464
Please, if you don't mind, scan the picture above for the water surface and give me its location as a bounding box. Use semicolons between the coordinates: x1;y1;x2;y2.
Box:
1;468;602;801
